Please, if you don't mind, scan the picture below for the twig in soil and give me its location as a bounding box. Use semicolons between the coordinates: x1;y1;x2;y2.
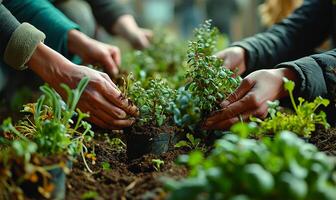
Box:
125;179;138;191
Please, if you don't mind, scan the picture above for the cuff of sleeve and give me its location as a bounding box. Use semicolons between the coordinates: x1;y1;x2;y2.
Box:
275;62;306;98
231;41;258;76
4;23;46;70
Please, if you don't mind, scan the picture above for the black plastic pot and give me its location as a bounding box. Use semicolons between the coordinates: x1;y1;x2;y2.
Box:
22;159;72;200
125;127;181;160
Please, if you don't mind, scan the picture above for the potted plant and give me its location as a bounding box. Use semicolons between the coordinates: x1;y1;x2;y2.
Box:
122;75;179;160
0;77;94;199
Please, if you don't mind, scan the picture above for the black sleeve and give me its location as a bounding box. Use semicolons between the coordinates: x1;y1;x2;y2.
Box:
86;0;132;33
231;0;332;75
276;49;336;102
0;3;20;58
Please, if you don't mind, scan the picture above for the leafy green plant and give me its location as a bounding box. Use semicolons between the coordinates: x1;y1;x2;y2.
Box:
185;20;240;115
169;88;201;130
101;161;111;171
175;133;202;150
252;78;330;137
2;77;95;172
152;159;164;171
166;130;336;200
122;30;187;87
81;191;99;199
123;74;176;127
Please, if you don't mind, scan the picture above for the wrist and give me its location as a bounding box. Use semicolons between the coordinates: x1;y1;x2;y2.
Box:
112;15;139;40
274;67;298;98
68;29;90;55
27;43;73;80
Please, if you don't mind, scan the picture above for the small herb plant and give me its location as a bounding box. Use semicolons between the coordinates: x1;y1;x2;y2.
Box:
167;129;336;200
175;133;203;150
1;77;95;172
252;78;330;137
185;20;240;115
122;74;176;127
152;159;164;171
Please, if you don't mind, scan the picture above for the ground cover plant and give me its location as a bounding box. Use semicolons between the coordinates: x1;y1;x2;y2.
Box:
252;78;330;138
166;124;336;200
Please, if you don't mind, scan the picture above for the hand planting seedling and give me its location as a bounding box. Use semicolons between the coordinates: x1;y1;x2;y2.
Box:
252;78;330;137
185;20;241;116
166;130;336;200
152;159;164;171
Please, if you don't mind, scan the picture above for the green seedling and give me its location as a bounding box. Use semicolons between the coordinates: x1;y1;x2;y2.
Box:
252;78;330;137
185;20;240;116
167;131;336;200
152;159;164;171
101;162;111;171
175;133;202;150
81;191;99;200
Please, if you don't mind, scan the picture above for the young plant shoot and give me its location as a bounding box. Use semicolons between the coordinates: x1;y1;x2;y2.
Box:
185;20;241;116
252;78;330;137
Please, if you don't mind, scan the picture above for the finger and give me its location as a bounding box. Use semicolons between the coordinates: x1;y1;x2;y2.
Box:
240;103;269;120
109;46;121;66
220;77;255;108
102;84;139;117
101;54;119;77
88;115;110;129
141;28;153;40
204;117;240;130
206;92;261;128
91;107;135;128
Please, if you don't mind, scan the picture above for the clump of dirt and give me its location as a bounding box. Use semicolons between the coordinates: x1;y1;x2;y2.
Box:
66;138;188;200
310;126;336;156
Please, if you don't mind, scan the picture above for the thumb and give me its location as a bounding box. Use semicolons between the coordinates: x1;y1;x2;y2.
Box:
102;55;119;77
220;78;255;108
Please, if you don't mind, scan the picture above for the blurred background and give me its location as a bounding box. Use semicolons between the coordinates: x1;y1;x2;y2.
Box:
105;0;303;44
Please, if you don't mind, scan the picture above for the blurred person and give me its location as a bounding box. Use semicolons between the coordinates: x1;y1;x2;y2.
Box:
203;0;336;130
259;0;303;27
53;0;152;50
0;0;138;129
175;0;205;38
206;0;239;40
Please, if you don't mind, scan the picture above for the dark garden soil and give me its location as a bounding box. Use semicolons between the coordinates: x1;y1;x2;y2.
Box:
65;137;189;200
310;126;336;156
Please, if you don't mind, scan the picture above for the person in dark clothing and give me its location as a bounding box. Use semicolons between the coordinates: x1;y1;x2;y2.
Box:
52;0;152;50
203;0;336;130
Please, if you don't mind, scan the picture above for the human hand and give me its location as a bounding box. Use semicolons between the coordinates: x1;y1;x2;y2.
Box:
68;30;120;77
216;47;247;75
203;68;297;130
28;44;138;129
112;15;153;50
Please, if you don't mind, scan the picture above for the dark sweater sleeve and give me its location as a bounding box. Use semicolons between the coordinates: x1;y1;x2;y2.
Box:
0;2;45;70
276;50;336;102
231;0;332;74
86;0;132;33
3;0;79;59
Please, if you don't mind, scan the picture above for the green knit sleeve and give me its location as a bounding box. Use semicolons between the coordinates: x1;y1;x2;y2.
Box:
3;0;80;59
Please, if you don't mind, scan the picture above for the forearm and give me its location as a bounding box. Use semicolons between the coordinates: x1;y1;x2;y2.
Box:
232;0;331;74
3;0;79;58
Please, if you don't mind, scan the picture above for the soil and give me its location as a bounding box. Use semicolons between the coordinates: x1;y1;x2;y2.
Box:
310;126;336;156
65;137;189;200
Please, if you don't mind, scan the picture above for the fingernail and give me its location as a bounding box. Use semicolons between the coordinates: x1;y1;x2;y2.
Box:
220;100;230;108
